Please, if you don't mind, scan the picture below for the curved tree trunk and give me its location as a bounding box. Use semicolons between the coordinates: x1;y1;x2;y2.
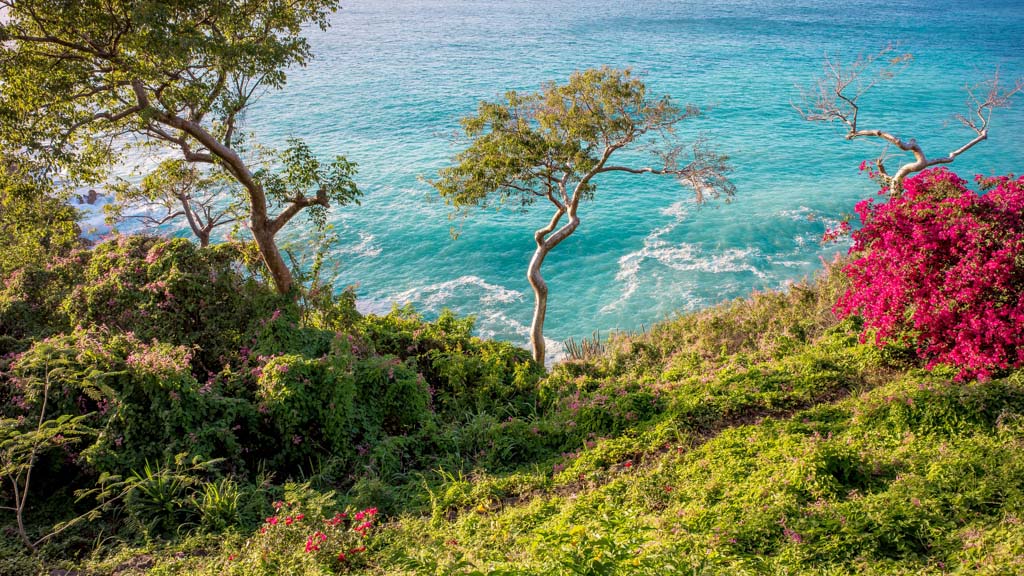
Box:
252;224;293;294
527;243;550;363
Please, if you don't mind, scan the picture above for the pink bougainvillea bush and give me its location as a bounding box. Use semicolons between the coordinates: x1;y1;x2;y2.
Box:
835;168;1024;379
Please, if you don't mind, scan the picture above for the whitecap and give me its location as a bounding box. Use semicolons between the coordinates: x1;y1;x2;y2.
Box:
388;275;523;310
333;231;382;258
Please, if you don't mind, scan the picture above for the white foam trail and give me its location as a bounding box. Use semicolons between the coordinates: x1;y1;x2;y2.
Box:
388;275;523;309
778;206;815;221
659;199;690;220
334;231;382;258
602;200;766;312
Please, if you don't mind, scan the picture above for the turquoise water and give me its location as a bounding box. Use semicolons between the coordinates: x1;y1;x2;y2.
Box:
240;0;1024;359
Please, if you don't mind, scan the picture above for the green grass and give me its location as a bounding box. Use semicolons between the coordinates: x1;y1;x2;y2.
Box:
30;266;1024;574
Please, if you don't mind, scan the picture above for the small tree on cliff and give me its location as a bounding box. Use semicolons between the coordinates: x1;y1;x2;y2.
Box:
106;159;243;247
0;0;359;294
430;67;734;363
795;44;1023;194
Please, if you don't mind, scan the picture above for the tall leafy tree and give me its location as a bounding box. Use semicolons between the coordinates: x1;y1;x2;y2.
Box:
0;0;359;294
430;67;735;363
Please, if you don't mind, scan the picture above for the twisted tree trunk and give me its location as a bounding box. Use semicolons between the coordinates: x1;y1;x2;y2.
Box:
527;243;550;363
527;200;579;363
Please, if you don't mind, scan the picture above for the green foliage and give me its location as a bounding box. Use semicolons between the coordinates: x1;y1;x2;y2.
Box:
258;138;362;230
0;160;80;279
126;460;202;540
429;67;732;218
0;252;86;347
192;477;242;533
64;235;287;370
361;307;543;417
256;351;360;468
0;350;93;551
533;512;661;575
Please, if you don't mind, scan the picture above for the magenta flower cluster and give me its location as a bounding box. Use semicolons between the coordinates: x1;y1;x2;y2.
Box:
835;169;1024;379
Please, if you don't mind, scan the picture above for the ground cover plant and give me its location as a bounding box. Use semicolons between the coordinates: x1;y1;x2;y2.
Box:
3;194;1023;574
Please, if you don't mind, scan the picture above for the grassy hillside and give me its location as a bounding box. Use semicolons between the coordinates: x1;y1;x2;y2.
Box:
20;257;1022;576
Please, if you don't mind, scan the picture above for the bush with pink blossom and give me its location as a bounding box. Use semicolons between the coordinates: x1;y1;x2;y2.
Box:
835;169;1024;379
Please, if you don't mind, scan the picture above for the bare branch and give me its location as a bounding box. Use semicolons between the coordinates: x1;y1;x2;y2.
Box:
796;45;1021;193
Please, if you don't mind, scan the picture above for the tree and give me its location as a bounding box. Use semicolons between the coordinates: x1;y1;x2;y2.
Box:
0;0;360;294
795;44;1023;194
107;159;242;247
429;67;735;363
0;155;81;278
1;353;91;552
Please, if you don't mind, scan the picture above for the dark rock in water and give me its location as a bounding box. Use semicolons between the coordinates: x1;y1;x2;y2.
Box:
76;189;100;205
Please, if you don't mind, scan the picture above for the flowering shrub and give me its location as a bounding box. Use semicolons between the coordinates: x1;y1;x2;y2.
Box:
2;328;252;476
218;495;379;575
64;235;286;371
835;169;1024;379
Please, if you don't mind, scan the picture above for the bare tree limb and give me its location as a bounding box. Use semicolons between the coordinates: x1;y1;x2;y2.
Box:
796;45;1022;193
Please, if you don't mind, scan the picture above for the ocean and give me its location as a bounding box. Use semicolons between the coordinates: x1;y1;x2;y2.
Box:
178;0;1024;359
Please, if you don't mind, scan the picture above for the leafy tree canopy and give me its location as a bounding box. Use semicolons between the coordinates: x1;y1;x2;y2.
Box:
434;67;733;219
0;0;358;293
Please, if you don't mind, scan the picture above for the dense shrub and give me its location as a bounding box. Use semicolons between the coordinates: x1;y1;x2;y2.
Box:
3;329;254;478
63;235;286;372
360;307;543;417
836;169;1024;379
0;252;86;347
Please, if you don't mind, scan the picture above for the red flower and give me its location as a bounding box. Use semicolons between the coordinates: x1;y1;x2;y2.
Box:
624;460;633;468
337;552;347;562
350;546;366;554
285;516;294;525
